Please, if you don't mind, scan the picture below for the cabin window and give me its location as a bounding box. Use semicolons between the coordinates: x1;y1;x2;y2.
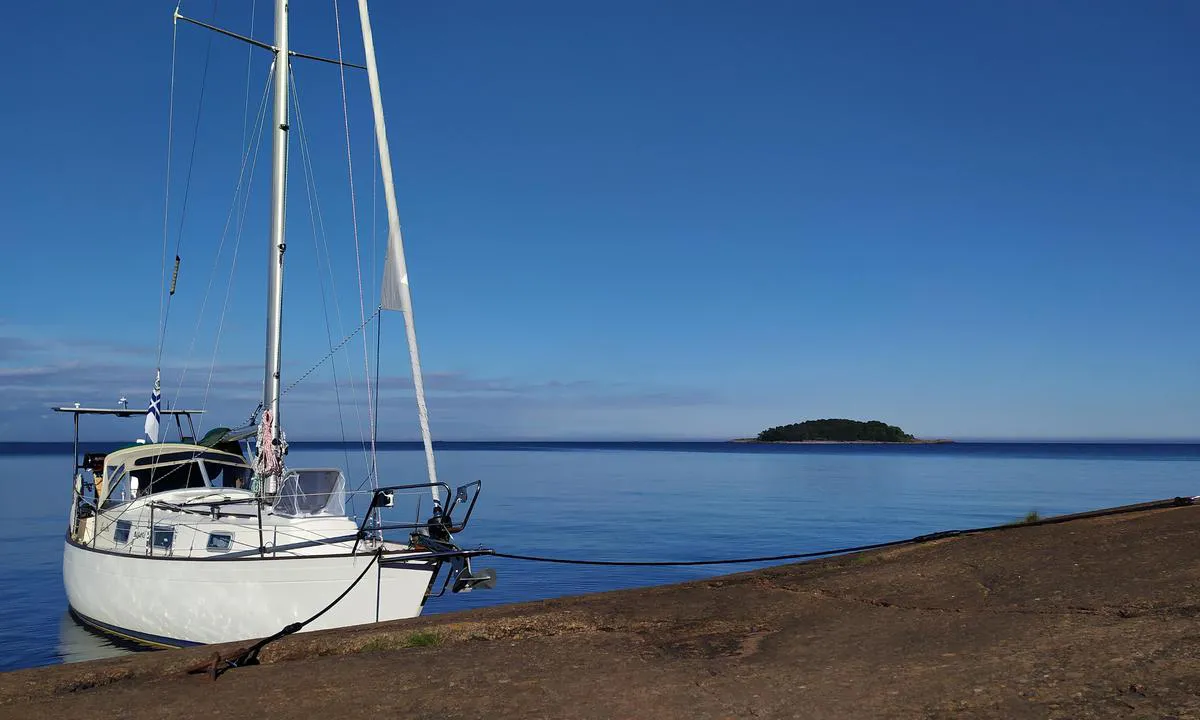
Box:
114;520;131;544
102;464;130;507
206;533;233;552
141;461;207;494
152;526;174;552
204;462;251;489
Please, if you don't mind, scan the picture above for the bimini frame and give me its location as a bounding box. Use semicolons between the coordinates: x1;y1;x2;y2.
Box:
53;405;206;483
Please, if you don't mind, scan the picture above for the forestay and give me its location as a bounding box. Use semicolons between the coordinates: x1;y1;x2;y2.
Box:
359;0;440;503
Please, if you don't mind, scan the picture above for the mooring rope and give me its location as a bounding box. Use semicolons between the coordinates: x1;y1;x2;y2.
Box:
192;549;382;678
189;495;1195;681
489;496;1197;567
492;539;913;567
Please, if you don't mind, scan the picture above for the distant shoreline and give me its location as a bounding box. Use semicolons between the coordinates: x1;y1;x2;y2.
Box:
732;438;955;445
16;438;1200;447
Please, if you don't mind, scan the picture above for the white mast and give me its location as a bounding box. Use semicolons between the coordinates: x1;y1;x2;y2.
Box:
357;0;440;505
261;0;290;491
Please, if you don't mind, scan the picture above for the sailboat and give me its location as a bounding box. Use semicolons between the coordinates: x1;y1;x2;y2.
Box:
55;0;495;647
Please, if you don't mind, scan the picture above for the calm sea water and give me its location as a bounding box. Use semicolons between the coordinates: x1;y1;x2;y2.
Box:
2;441;1198;673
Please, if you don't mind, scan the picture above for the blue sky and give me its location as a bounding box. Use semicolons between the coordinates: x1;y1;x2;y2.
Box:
1;0;1198;441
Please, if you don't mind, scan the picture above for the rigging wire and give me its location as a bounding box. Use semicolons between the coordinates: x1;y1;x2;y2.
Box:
241;0;257;151
285;69;369;468
369;79;381;496
371;307;383;527
157;9;181;368
372;115;379;339
331;0;381;491
371;104;379;407
279;307;380;400
289;70;373;470
159;0;222;364
289;67;359;500
369;91;380;501
200;62;277;418
175;60;275;414
243;91;386;462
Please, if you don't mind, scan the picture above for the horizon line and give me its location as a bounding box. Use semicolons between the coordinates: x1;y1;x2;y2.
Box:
4;437;1200;445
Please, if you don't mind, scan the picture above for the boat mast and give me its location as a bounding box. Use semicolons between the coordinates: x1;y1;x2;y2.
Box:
262;0;290;492
357;0;441;506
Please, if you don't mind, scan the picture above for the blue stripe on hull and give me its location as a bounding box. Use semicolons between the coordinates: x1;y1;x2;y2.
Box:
68;607;202;649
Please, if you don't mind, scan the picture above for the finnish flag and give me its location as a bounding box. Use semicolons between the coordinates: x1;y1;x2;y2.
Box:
144;370;161;442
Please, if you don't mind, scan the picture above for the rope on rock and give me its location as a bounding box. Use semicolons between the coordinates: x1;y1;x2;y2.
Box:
188;550;381;679
491;496;1197;567
184;496;1196;681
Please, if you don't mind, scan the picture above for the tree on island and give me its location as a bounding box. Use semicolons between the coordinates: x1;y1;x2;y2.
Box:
757;419;915;443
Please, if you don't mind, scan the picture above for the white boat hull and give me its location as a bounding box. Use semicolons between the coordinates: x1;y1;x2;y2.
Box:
63;539;437;646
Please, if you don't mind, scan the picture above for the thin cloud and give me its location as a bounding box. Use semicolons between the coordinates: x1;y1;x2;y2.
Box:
0;335;44;361
0;327;724;440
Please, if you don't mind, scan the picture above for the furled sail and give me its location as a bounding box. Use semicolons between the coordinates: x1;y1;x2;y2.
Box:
361;0;439;503
380;247;406;312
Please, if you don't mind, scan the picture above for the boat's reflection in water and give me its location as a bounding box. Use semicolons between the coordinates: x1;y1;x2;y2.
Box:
57;611;153;664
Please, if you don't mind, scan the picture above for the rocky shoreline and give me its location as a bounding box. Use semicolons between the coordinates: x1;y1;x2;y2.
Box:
1;499;1197;719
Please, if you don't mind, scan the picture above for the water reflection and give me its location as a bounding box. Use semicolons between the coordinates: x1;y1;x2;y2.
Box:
56;611;151;664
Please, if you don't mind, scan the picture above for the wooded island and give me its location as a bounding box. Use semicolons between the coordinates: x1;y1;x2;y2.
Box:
755;419;918;443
